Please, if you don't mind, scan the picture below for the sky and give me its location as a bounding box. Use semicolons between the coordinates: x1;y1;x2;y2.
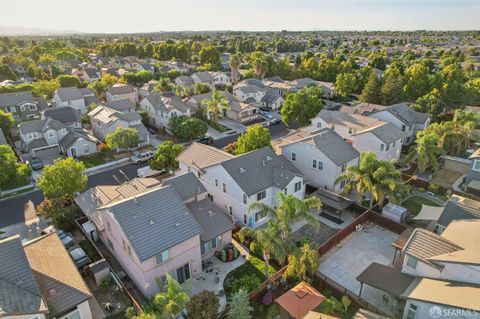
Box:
1;0;479;34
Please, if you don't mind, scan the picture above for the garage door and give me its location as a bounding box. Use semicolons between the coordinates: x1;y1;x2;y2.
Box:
32;145;61;165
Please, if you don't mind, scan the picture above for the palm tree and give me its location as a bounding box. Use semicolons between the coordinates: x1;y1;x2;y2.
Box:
201;90;229;121
153;273;190;319
154;77;175;93
255;221;288;277
405;130;444;173
247;193;321;242
229;53;242;85
336;152;408;208
253;54;268;79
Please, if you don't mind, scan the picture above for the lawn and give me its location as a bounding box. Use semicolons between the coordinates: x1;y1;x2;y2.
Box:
79;153;110;168
401;195;442;217
223;255;278;298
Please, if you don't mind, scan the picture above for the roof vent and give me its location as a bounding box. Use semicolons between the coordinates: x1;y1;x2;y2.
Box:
175;222;181;227
133;196;138;204
49;288;57;296
149;219;154;225
266;156;272;161
239;167;246;173
262;160;266;166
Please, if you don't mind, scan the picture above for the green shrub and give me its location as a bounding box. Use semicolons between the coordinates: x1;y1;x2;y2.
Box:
230;274;261;294
238;227;254;245
247;255;277;277
428;183;439;194
295;236;311;248
249;241;263;258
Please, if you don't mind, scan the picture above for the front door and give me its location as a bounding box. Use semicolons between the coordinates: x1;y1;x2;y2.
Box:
71;147;77;158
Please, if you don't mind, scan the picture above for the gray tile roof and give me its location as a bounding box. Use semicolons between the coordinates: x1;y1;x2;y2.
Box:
163;172;206;201
403;229;462;267
369;122;405;144
43;106;81;124
83;68;99;78
108;99;135;112
144;93;190;113
187;199;234;242
176;76;194;85
55;88;84;101
59;129;98;149
221;147;302;196
438;195;480;227
193;71;215;82
108;84;136;95
261;92;282;104
0;236;47;316
387;102;429;125
100;186;202;261
19;118;66;134
0;92;35;107
339;103;386;116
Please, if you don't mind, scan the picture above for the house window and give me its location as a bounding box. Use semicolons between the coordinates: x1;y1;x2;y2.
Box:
348;127;353;134
380;144;385;151
341;164;347;172
291;152;296;161
392;141;396;148
222;183;226;193
67;100;72;105
386;144;390;151
20;105;25;111
312;159;317;169
316;121;321;128
229;206;233;216
406;256;417;269
406;303;417;319
47;131;54;138
176;263;191;284
256;190;266;201
215;179;218;187
29;105;37;111
473;160;480;172
7;106;16;113
402;125;406;132
84;145;90;153
155;250;169;265
340;180;346;189
243;194;247;204
294;181;302;192
255;211;266;222
243;214;247;225
127;246;131;256
317;161;324;170
284;188;287;195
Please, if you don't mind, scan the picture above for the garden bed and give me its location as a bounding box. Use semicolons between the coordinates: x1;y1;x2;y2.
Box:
289;222;339;248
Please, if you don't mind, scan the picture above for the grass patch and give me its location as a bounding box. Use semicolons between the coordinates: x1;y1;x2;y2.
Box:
208;121;226;133
223;255;278;298
78;239;101;262
402;195;442;217
79;153;111;168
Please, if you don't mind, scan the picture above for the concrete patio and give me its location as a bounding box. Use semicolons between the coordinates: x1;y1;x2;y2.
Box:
190;241;249;310
317;223;402;317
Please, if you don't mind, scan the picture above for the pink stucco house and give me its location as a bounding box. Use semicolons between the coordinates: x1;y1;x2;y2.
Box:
76;173;234;297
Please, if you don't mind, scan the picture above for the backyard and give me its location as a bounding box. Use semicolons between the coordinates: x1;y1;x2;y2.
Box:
401;195;442;217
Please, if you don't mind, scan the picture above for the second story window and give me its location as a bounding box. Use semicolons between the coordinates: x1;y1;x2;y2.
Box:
294;181;302;192
243;194;247;204
222;183;227;193
341;164;347;172
156;250;169;265
316;121;322;128
215;179;218;187
256;190;266;201
291;152;297;161
380;144;385;151
312;159;317;169
473;160;480;172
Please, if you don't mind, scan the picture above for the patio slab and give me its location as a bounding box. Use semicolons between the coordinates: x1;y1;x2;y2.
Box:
317;223;401;317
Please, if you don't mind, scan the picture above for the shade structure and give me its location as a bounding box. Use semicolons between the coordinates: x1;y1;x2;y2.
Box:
412;204;444;221
275;281;325;319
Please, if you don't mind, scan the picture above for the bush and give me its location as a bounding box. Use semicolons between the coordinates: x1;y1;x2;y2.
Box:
249;241;263;258
98;143;110;152
428;183;439;194
230;274;261;294
295;236;311;248
238;227;254;246
320;296;343;315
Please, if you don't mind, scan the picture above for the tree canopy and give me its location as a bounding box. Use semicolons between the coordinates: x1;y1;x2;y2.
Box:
281;86;324;126
169;116;208;141
105;127;140;150
234;124;271;155
150;141;183;171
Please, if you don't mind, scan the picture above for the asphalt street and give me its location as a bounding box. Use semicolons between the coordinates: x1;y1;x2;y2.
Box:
0;162;148;228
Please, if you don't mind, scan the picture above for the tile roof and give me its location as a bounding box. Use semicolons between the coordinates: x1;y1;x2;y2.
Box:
59;129;99;149
0;92;35;107
187;199;234;242
437;195;480;227
55;87;83;101
99;186;202;261
108;84;136;95
24;234;92;316
387;102;429;125
107;99;135;112
43;106;81;124
177;142;234;170
221;147;302;196
163;172;206;201
19;118;66;134
339;102;386;115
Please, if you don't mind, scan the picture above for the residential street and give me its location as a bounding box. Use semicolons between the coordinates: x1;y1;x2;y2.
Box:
212;122;290;149
0;162;148;228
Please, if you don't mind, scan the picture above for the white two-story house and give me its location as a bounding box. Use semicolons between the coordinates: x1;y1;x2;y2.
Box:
106;84;138;105
278;128;360;193
233;79;267;104
53;87;99;115
311;110;404;162
139;94;192;131
177;143;306;228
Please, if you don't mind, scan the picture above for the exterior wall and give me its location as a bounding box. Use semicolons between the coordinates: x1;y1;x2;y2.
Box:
280;142;358;193
1;102;40;122
233;89;266;103
53;94;86;114
201;231;233;259
65;138;97;157
69;300;93;319
369;111;414;145
106;91;138;105
352;132;402;161
139;100;190;130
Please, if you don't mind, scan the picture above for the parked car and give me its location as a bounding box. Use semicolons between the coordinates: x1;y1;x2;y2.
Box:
195;136;214;145
147;127;157;135
131;151;154;164
260;110;273;119
266;119;281;126
68;245;91;269
29;158;43;170
57;230;74;248
259;106;270;112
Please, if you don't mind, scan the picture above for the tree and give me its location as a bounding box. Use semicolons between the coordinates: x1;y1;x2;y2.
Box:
0;65;17;81
359;71;382;104
227;290;253;319
284;243;320;283
199;45;221;69
335;152;408;208
464;78;480;106
194;82;211;95
437;63;465;107
335;72;356;99
381;66;405;105
415;88;446;121
154;77;175;93
57;74;81;88
122;71;154;87
405;130;444;173
0;145;31;190
169;116;208;141
251;52;269;79
185;290;219;319
153;274;190;319
150;141;183;171
31;79;60;100
281;86;324;126
229;53;242;84
404;63;432;101
201;90;229;121
105;127;140;150
0;110;14;137
37;157;87;200
234;124;271;155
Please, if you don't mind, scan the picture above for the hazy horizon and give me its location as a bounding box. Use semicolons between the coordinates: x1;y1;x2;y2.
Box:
1;0;479;35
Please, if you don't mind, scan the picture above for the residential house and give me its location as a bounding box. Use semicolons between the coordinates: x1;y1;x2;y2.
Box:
18;118;69;156
208;71;231;87
59;129;99;158
262;77;292;96
139;81;158;99
288;78;335;98
174;76;195;89
106;84;138;105
53;87;99;115
278;128;359;193
139;94;192;131
177;144;305;228
88;105;149;144
261;92;285;110
435;195;480;233
311;110;404;161
0;234;101;319
191;71;216;90
464;148;480;195
43;106;82;129
106;99;136;113
185;91;259;123
0;92;45;122
401;220;480;319
75;174;233;297
81;67;100;82
233;79;266;104
367;103;430;145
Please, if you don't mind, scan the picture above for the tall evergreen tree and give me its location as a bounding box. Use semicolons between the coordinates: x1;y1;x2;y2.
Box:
359;71;382;104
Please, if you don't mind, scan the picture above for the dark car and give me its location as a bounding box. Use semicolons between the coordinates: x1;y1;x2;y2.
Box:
196;136;214;145
30;158;44;170
268;119;281;126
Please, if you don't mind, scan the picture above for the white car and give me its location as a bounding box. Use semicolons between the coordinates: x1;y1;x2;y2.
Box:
131;151;154;164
